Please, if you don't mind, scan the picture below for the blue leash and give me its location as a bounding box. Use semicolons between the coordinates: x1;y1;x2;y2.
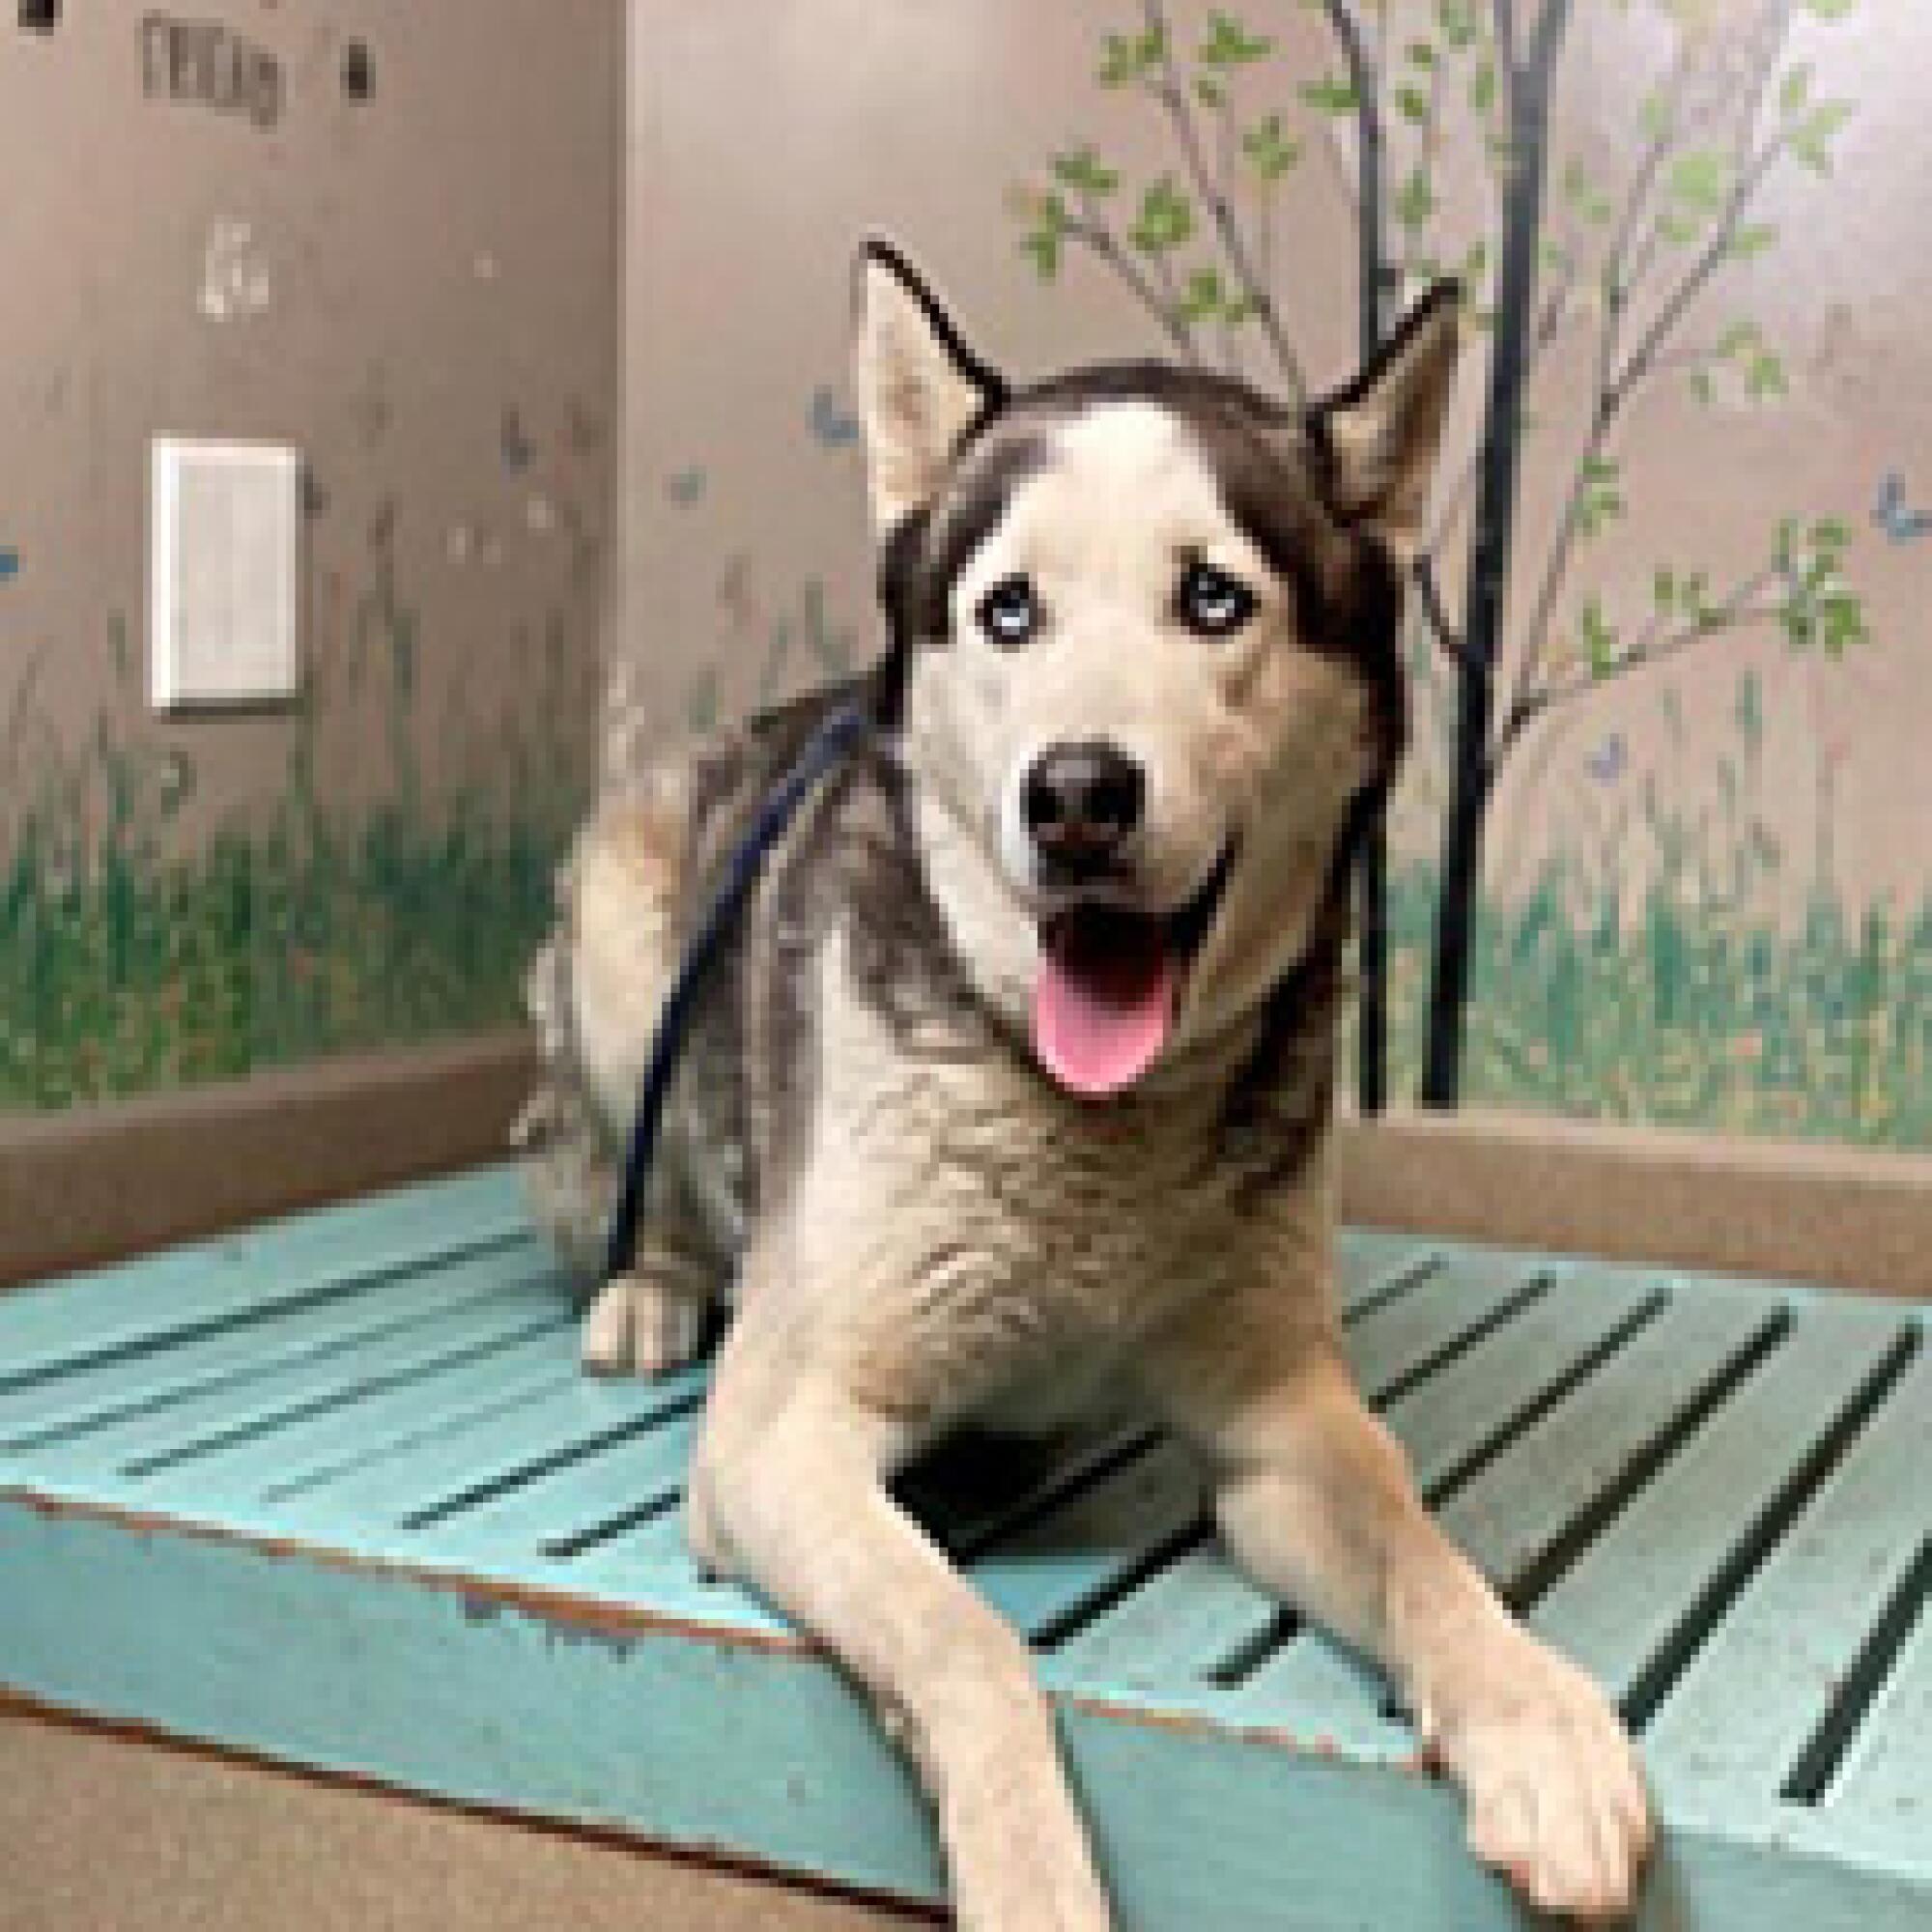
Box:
603;698;871;1282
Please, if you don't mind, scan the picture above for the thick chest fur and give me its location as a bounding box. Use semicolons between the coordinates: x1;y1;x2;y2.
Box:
772;930;1316;1429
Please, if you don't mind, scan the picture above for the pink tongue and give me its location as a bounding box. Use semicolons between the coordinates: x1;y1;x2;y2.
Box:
1033;913;1177;1097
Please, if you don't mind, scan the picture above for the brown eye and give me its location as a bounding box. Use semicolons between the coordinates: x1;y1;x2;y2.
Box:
1177;559;1256;638
978;574;1040;647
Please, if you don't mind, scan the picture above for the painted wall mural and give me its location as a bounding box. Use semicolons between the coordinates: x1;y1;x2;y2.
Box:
1009;0;1913;1140
619;0;1927;1151
0;1;620;1113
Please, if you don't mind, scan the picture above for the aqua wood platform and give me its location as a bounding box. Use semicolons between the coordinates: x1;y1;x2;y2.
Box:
0;1167;1926;1928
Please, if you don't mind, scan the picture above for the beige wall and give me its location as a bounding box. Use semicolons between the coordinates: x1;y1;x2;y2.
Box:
0;2;623;1110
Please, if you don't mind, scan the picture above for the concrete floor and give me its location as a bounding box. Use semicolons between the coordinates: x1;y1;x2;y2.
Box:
0;1708;929;1932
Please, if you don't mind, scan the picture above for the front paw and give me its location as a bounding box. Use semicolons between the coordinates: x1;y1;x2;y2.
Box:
1425;1634;1653;1923
581;1269;707;1378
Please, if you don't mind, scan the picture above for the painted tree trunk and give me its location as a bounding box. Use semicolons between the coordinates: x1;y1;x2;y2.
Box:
1422;5;1572;1108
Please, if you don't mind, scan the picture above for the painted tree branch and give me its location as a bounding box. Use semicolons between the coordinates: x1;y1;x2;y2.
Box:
1496;564;1780;754
1065;205;1205;364
1139;0;1307;405
1498;23;1792;763
1609;133;1786;408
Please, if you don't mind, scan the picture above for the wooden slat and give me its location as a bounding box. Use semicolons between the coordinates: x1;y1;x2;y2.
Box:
282;1358;706;1547
39;1321;574;1503
0;1168;528;1389
1529;1297;1908;1710
1642;1347;1932;1806
421;1407;705;1571
1335;1230;1441;1312
1431;1285;1774;1600
107;1297;578;1511
0;1239;556;1453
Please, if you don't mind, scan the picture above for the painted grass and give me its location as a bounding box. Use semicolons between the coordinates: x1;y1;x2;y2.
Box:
1370;861;1932;1149
1;609;585;1115
5;623;1924;1149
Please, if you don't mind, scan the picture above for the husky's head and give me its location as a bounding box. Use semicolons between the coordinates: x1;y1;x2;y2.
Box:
853;240;1460;1099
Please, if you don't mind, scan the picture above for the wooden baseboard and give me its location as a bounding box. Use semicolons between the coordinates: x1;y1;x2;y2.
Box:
1338;1108;1929;1300
0;1036;533;1289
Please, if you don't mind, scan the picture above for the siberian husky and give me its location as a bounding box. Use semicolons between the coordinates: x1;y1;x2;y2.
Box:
516;241;1651;1927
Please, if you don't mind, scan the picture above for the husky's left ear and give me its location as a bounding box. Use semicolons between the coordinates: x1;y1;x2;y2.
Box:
853;239;1004;536
1310;279;1462;557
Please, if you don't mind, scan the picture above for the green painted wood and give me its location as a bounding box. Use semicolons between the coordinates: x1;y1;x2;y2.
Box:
1;1176;1928;1924
1527;1296;1909;1709
285;1356;704;1541
1642;1345;1932;1818
0;1168;526;1384
0;1238;555;1454
3;1487;1927;1929
1819;1580;1932;1862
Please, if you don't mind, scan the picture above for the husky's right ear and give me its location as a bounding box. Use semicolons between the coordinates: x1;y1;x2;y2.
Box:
853;239;1004;537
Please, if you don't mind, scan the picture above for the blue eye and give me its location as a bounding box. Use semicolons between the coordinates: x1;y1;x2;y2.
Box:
1178;559;1256;638
978;574;1039;647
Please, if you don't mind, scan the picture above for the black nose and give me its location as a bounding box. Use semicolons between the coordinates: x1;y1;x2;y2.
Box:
1023;741;1145;875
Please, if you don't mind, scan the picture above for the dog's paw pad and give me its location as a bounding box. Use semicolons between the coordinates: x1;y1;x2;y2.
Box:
581;1272;707;1378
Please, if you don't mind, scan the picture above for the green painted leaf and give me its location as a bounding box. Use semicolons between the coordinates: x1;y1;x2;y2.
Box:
1051;147;1120;198
1746;348;1787;397
1437;0;1478;49
1130;176;1194;254
1779;63;1813;117
1299;75;1360;116
1097;33;1140;87
1179;266;1227;323
1200;11;1273;68
1668;149;1732;213
1242;113;1300;182
1582;598;1618;675
1791;99;1854;173
1021;226;1062;280
1395;166;1435;231
1397;84;1430;125
1726;222;1777;261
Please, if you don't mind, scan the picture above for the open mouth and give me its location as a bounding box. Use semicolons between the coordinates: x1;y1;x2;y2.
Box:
1032;843;1236;1098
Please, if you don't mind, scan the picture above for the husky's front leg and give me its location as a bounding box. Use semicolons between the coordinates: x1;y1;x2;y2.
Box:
690;1311;1112;1932
1152;1316;1651;1923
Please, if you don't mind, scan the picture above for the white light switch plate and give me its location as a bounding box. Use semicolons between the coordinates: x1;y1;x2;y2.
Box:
149;438;302;711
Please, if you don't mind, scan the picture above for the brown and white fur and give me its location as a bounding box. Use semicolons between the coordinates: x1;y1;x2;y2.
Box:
515;242;1652;1927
